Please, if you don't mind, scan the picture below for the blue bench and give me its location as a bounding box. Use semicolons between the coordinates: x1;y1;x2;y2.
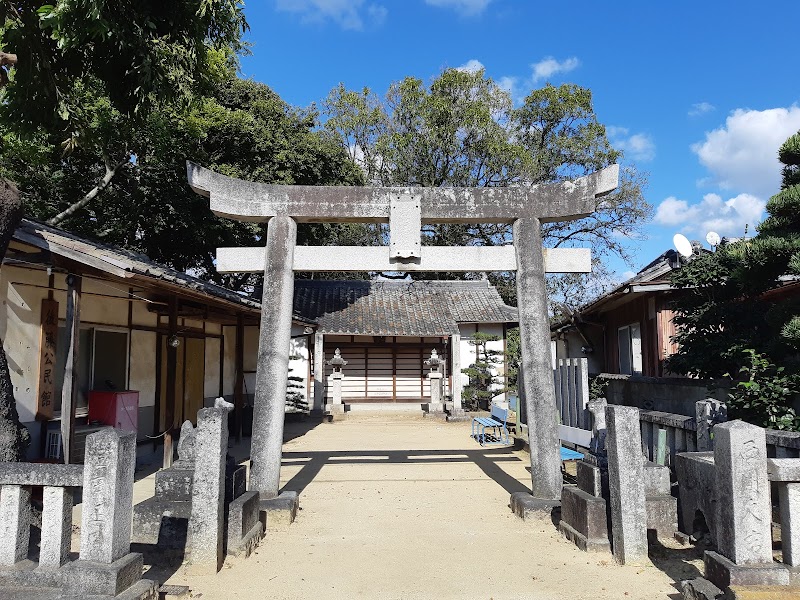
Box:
472;403;510;446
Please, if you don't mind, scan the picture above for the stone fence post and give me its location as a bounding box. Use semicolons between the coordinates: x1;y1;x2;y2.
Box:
605;405;647;565
705;420;788;588
188;406;230;575
79;428;136;563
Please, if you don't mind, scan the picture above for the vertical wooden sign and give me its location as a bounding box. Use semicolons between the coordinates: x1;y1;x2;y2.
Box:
36;298;59;420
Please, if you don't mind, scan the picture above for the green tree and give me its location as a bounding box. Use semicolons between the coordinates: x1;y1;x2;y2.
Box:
0;72;365;290
667;130;800;429
461;332;504;411
323;70;651;307
0;0;246;459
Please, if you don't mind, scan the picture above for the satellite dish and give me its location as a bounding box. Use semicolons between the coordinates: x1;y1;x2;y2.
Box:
673;233;693;258
706;231;721;247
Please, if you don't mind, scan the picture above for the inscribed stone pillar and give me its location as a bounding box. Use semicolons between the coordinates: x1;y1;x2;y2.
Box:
250;215;297;499
188;407;228;574
313;332;325;413
428;371;444;413
330;372;343;406
713;420;772;565
80;428;136;564
0;484;31;565
513;217;561;501
780;483;800;566
450;333;463;413
605;405;648;565
39;486;73;568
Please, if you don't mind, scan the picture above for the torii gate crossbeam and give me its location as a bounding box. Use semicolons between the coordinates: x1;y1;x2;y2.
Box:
187;162;619;511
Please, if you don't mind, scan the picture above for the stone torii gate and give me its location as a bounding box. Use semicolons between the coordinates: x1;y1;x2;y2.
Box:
188;162;619;510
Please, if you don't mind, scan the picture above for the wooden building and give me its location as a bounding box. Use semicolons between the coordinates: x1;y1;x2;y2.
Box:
294;279;518;411
550;250;685;377
1;219;313;462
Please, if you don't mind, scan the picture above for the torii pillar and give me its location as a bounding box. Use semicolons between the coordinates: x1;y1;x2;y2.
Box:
188;162;619;513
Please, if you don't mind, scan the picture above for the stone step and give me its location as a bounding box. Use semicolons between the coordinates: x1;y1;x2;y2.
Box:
729;585;800;599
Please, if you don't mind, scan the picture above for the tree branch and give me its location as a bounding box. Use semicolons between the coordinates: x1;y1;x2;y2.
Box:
0;52;17;68
47;155;128;227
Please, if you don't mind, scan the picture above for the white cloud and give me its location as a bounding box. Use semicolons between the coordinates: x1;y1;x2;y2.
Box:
275;0;387;30
654;192;765;237
692;106;800;199
424;0;492;16
530;56;580;83
456;59;485;74
607;126;656;162
689;102;715;117
622;270;636;281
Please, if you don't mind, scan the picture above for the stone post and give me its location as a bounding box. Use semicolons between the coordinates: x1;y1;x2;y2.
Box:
513;217;561;503
428;372;444;413
704;420;788;587
188;407;229;574
605;405;648;565
79;428;136;564
0;484;31;565
250;214;297;500
695;399;727;452
39;486;73;568
313;332;325;413
780;483;800;566
331;372;343;406
450;332;463;415
713;421;772;564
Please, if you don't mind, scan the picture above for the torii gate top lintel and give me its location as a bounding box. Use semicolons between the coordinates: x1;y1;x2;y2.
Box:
186;161;619;225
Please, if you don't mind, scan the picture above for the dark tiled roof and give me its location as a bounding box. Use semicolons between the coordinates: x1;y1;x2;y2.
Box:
13;219;261;312
293;280;518;336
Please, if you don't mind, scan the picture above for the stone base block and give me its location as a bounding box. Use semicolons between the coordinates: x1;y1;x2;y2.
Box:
509;492;560;521
154;468;193;502
704;551;790;589
680;577;724;600
558;521;611;553
225;464;247;502
446;409;470;422
115;578;159;600
61;553;145;596
159;584;191;599
728;584;800;599
227;491;264;558
645;462;671;496
423;410;447;421
559;485;610;552
260;491;299;530
325;405;346;422
576;460;607;498
131;498;191;547
646;494;678;539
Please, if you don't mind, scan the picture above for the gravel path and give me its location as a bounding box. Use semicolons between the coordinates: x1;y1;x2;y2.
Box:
162;415;685;600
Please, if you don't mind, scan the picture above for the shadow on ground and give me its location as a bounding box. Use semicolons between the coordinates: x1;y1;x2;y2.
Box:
648;536;705;599
280;446;531;496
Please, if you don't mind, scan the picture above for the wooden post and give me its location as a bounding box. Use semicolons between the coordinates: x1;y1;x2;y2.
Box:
60;274;81;465
234;313;244;443
163;296;178;469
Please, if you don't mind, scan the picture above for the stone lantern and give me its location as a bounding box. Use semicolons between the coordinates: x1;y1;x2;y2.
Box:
326;348;347;418
424;349;445;416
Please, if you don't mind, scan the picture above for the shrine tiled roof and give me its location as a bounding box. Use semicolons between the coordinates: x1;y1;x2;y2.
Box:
293;280;518;336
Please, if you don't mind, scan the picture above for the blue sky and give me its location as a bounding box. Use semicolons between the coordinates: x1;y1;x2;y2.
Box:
238;1;800;280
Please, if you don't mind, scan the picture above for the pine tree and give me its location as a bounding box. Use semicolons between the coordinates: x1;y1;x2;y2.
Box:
461;332;504;411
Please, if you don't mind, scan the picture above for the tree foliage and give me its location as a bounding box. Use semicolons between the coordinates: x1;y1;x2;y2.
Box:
0;70;364;288
667;130;800;429
323;69;651;308
461;332;504;411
